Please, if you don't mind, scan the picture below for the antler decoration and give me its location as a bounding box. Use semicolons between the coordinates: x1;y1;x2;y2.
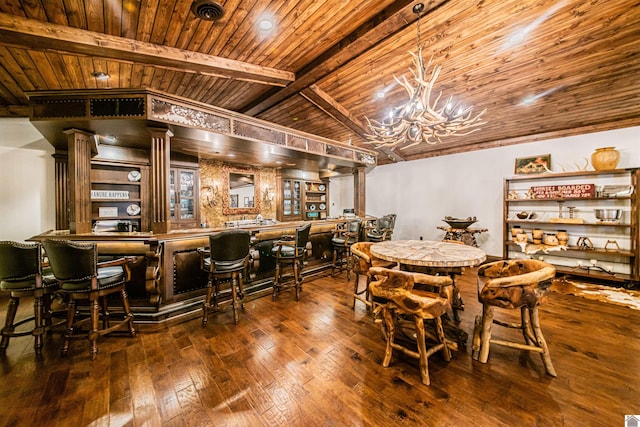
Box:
365;46;486;150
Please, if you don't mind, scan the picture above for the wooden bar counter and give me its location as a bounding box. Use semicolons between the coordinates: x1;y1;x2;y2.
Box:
30;219;343;328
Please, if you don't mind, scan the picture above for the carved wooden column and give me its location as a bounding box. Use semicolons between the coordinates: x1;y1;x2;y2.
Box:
354;166;366;217
149;127;173;234
63;129;96;234
53;153;69;231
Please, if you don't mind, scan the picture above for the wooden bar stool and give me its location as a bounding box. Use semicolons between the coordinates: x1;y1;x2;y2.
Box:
271;223;311;301
198;230;251;325
43;239;135;359
0;241;59;355
369;267;453;385
472;259;557;377
331;218;362;280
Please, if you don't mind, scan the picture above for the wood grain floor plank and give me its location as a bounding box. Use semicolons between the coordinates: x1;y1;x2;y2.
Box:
1;268;639;425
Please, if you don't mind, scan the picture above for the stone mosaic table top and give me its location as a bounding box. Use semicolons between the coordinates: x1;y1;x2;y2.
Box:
370;240;487;268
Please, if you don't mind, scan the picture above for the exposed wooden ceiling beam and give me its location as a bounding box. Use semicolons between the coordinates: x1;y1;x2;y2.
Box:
0;13;294;87
301;84;405;162
241;0;449;116
0;105;30;117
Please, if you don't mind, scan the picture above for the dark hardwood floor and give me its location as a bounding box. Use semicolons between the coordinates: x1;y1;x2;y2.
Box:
1;268;639;426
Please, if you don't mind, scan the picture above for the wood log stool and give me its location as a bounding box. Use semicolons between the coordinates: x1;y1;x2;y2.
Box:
369;267;453;385
472;259;557;377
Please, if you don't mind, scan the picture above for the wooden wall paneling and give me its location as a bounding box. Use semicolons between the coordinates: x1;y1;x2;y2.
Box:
63;128;96;234
53;153;68;230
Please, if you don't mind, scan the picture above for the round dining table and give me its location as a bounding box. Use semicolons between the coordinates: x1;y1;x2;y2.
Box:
370;239;486;269
370;239;487;337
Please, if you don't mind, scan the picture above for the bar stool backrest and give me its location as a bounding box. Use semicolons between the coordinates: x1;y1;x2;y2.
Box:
209;231;251;263
0;241;42;282
43;240;97;282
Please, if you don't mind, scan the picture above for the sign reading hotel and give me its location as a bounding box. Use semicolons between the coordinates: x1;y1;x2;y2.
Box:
91;190;130;199
529;184;595;199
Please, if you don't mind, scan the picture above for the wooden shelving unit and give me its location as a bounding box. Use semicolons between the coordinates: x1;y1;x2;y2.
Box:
303;181;328;221
503;168;639;286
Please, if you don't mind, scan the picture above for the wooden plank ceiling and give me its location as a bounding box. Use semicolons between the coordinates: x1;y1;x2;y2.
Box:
0;0;638;165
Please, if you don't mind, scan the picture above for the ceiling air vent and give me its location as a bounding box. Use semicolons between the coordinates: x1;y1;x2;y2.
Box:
190;0;225;21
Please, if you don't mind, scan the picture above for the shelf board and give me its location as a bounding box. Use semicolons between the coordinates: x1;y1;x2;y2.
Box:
92;180;141;185
554;265;629;283
506;196;631;202
506;219;630;227
506;168;637;181
506;241;633;257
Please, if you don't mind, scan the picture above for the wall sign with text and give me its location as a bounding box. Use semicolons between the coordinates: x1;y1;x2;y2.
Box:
529;184;595;199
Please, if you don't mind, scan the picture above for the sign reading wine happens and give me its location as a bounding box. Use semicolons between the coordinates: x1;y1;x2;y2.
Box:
529;183;595;199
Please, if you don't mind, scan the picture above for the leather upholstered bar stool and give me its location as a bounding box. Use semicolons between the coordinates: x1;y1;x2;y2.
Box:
350;241;395;310
369;267;454;385
198;230;251;325
331;218;362;280
472;259;557;377
271;223;311;301
42;239;135;359
0;241;59;355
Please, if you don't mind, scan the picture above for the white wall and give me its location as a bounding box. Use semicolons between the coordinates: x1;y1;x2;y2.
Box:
357;126;640;257
0;118;56;241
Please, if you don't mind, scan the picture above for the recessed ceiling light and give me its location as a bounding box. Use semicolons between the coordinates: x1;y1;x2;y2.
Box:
227;153;236;157
376;91;385;99
258;19;273;31
92;71;110;80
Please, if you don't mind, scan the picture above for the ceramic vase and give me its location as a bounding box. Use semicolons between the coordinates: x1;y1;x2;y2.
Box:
591;147;620;171
556;230;569;246
532;229;544;244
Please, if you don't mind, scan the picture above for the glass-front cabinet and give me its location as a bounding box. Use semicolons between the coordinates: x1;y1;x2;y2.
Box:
170;167;199;228
281;179;302;221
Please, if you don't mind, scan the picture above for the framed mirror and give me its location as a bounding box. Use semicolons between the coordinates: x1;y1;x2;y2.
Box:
222;165;261;215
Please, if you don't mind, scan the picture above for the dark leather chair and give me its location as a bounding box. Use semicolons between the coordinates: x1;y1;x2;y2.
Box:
0;241;59;355
366;214;397;242
472;259;557;377
199;230;251;325
331;218;362;280
42;239;135;359
271;223;311;301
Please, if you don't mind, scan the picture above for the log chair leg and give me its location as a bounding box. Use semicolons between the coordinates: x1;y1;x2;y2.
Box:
471;314;483;360
332;249;338;276
346;249;352;281
414;315;431;386
89;297;100;360
238;274;245;311
0;297;19;351
530;306;557;377
434;316;451;362
203;279;214;326
352;272;359;308
381;306;395;368
478;305;494;364
521;306;535;346
120;288;135;337
61;298;76;356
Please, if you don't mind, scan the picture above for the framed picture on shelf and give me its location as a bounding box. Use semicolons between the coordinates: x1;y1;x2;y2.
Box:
514;154;551;174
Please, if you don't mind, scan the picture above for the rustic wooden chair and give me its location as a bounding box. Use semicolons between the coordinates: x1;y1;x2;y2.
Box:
271;223;311;301
350;241;395;310
0;241;60;355
331;218;362;280
369;267;454;385
198;230;252;325
42;239;135;359
472;259;557;377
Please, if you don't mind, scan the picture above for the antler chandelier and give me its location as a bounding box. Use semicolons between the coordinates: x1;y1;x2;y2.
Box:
365;3;486;150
